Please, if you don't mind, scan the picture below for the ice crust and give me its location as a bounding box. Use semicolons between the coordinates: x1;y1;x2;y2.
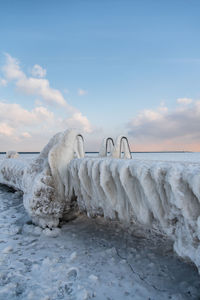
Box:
99;135;131;159
68;158;200;271
0;129;200;273
0;129;84;228
6;150;19;159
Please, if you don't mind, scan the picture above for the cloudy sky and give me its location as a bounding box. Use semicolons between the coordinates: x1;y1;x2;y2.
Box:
0;0;200;151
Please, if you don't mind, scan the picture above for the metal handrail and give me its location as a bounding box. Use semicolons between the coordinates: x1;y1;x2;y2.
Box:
105;137;114;156
75;134;85;158
119;136;132;159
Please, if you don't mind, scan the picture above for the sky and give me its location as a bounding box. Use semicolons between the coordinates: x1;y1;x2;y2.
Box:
0;0;200;151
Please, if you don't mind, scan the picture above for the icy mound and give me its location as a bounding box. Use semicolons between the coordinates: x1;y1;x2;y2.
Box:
0;157;27;190
68;158;200;272
0;129;84;228
6;150;19;159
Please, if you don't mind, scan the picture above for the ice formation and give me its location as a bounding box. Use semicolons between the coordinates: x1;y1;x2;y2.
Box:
99;135;132;159
99;137;114;157
0;129;84;228
6;150;19;159
68;158;200;272
0;129;200;273
111;135;132;159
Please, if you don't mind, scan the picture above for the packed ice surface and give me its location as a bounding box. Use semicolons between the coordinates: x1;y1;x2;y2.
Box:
0;129;200;274
0;184;200;300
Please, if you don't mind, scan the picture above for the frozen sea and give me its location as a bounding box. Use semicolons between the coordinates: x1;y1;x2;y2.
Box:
1;151;200;162
0;152;200;299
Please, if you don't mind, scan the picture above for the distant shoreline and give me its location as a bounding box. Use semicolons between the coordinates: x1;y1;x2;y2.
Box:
0;151;194;154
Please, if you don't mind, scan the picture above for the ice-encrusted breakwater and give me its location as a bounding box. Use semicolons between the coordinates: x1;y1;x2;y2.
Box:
68;157;200;272
0;129;200;273
0;129;85;227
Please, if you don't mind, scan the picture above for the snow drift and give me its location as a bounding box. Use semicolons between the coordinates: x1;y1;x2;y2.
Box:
0;129;200;273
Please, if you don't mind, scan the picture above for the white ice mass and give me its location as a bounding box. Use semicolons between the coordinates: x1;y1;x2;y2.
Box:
0;128;200;276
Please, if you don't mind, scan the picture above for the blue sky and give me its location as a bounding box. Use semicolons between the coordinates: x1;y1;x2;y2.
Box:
0;0;200;151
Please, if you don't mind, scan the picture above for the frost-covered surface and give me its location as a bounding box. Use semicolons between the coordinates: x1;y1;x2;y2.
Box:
98;135;131;159
0;130;200;273
0;129;84;228
0;184;200;300
68;158;200;273
0;158;27;191
6;150;19;159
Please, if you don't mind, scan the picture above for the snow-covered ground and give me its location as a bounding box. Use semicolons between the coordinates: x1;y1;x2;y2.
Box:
0;127;200;300
0;183;200;300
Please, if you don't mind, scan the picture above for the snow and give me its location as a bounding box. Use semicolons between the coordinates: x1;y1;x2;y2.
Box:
98;135;131;159
0;129;84;228
0;129;200;279
68;157;200;273
0;184;200;299
6;150;19;159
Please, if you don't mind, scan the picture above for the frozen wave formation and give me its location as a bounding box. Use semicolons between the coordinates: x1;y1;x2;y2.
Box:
0;129;200;274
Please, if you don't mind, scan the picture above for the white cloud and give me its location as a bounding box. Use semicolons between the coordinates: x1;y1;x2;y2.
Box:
0;122;15;136
127;100;200;151
0;100;93;150
16;77;67;107
65;112;92;133
2;54;67;107
0;54;93;134
0;102;54;126
31;64;46;78
78;88;87;96
177;98;193;105
130;109;164;127
21;132;31;138
2;53;24;80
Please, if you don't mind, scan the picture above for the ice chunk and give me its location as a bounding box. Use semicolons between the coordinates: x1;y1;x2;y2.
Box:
6;150;19;159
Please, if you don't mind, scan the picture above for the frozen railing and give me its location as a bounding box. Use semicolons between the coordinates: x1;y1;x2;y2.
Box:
74;134;85;158
0;129;85;228
99;137;114;157
99;136;132;159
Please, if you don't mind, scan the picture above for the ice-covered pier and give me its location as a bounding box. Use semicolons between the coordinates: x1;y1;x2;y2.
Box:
0;129;200;273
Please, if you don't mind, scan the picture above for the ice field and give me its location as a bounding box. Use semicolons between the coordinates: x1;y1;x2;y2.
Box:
0;129;200;299
0;184;200;300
